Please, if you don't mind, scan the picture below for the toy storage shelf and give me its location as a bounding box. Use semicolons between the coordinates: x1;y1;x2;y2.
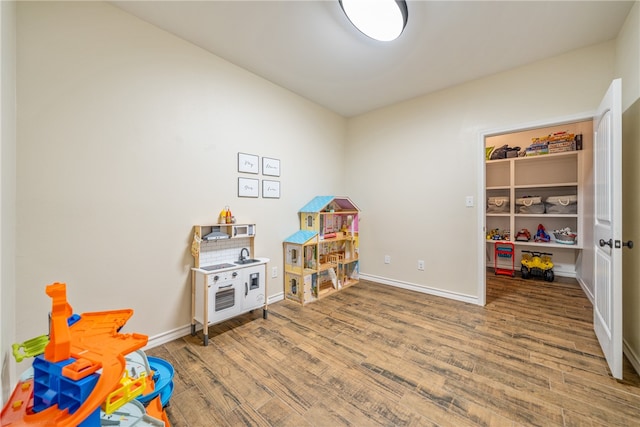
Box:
487;153;583;244
485;123;592;279
488;239;581;250
514;182;578;189
514;214;578;217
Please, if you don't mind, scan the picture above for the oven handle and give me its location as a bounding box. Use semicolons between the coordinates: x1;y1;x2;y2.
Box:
245;282;248;296
218;284;233;289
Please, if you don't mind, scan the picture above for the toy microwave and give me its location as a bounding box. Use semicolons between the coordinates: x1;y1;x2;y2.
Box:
232;224;255;238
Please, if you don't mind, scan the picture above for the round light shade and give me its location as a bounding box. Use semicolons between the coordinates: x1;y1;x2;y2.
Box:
340;0;408;42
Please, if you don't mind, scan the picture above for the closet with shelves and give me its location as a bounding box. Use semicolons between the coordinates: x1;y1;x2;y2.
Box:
485;121;592;277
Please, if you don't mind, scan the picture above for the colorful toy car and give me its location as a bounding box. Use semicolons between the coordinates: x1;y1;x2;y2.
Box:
487;228;510;241
515;228;531;241
520;250;554;282
534;223;550;242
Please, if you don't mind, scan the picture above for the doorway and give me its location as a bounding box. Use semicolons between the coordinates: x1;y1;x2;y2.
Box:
477;113;595;306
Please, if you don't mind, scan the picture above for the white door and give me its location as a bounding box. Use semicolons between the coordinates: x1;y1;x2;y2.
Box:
593;78;623;379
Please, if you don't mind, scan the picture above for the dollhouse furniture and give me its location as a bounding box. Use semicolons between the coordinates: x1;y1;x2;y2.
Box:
283;196;360;305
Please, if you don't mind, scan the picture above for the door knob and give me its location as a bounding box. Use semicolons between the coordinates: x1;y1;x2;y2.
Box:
623;240;634;249
599;239;613;248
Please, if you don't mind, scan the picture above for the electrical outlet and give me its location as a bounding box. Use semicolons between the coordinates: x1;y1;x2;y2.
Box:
418;260;425;271
384;255;391;264
272;266;278;278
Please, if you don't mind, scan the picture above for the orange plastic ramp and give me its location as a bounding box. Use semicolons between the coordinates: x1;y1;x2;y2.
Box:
1;380;34;426
147;395;171;427
44;283;72;363
13;283;148;426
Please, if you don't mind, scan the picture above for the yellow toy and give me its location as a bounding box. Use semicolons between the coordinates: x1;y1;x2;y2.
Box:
520;251;554;282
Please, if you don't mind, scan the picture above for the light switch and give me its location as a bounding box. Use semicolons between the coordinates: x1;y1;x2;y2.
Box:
465;196;474;207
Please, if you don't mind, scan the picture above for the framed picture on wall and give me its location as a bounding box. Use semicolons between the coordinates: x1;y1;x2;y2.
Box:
238;177;259;198
262;180;280;199
262;157;280;176
238;152;259;174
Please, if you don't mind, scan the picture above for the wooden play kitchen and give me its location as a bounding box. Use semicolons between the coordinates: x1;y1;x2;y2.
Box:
283;196;360;305
190;219;268;346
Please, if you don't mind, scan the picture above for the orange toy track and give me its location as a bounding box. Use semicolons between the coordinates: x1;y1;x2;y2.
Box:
0;380;35;426
1;283;148;426
146;396;171;427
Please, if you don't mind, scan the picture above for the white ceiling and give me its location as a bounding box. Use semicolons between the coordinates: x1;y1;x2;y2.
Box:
111;1;634;117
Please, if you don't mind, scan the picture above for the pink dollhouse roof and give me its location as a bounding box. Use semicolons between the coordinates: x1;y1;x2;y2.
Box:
298;196;360;213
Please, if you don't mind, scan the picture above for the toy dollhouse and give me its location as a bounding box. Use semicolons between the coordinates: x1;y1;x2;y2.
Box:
283;196;360;305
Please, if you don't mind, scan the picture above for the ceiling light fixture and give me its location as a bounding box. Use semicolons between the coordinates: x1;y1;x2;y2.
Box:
339;0;408;42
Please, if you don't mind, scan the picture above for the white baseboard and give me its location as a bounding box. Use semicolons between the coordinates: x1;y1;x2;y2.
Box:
624;339;640;377
268;292;284;305
554;270;577;278
143;292;285;350
143;325;192;350
576;276;595;305
359;273;479;305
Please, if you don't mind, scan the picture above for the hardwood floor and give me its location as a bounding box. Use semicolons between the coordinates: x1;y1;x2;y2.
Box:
147;276;640;426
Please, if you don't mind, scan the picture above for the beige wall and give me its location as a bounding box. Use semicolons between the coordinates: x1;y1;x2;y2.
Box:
617;1;640;374
15;1;346;373
7;1;639;390
617;1;640;112
1;0;17;406
346;42;615;299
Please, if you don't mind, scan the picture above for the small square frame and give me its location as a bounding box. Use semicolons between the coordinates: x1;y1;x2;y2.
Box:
238;152;259;174
262;157;281;177
262;180;280;199
238;177;259;198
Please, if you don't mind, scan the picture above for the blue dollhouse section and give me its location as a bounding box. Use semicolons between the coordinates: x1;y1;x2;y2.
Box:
299;196;334;213
283;230;317;244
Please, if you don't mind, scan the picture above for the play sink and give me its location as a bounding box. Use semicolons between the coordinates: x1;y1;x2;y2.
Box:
234;259;261;265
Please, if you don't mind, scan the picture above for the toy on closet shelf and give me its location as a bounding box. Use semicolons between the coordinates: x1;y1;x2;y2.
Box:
534;224;551;243
487;228;510;241
488;144;521;160
553;227;578;245
515;229;532;242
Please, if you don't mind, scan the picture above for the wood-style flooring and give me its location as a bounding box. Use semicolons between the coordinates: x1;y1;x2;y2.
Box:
146;275;640;426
